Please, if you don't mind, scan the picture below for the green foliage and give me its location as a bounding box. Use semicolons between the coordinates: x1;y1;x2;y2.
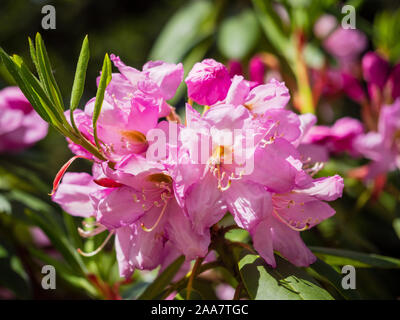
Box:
138;255;185;300
217;9;260;60
238;251;333;300
373;9;400;62
149;0;215;63
311;247;400;268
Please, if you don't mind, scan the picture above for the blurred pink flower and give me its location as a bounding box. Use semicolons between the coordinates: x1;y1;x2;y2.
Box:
215;284;235;300
0;86;48;153
303;117;364;156
354;99;400;180
323;27;367;61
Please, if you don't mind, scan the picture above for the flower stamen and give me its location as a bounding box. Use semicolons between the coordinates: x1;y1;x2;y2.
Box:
77;230;115;257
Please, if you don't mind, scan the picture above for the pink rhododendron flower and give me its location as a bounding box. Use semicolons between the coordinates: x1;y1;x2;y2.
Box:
302;117;364;156
53;154;208;277
387;64;400;100
0;86;48;152
228;60;243;78
66;56;183;161
51;57;344;276
249;55;265;85
314;14;338;39
221;75;290;114
171;82;343;267
362;52;390;90
354;99;400;180
185;59;231;105
323;27;367;62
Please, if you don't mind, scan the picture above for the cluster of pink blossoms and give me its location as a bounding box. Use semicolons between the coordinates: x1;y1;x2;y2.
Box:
52;56;344;278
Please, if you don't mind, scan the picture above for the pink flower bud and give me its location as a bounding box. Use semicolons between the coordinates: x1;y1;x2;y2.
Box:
362;51;390;89
249;55;265;85
341;73;366;103
185;59;231;105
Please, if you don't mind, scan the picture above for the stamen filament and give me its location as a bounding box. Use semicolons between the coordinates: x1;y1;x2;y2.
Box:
273;210;310;232
78;225;107;238
141;198;169;232
77;230;115;257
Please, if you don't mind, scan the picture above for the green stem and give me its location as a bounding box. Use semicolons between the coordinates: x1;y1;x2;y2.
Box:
160;260;221;300
186;257;204;299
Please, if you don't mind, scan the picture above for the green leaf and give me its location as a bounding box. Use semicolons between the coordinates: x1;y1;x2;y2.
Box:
17;57;63;124
63;212;83;249
393;218;400;240
238;251;333;300
122;280;152;300
149;0;214;63
310;247;400;268
28;247;98;297
0;48;52;123
28;37;38;70
373;9;400;62
25;209;87;276
0;240;31;299
251;0;293;64
35;33;64;111
0;194;11;214
70;35;90;111
308;258;361;300
217;9;260;60
92;53;112;136
138;255;185;300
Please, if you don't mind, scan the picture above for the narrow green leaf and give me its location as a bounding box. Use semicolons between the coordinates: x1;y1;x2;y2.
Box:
0;48;51;123
138;255;185;300
217;9;260;60
17;57;64;124
92;53;112;149
70;35;90;111
35;33;64;111
251;0;293;64
238;251;333;300
28;37;38;70
308;258;361;300
310;247;400;268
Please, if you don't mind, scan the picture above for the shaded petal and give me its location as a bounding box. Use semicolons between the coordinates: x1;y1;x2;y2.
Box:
52;172;99;218
165;199;210;260
143;61;184;100
223;181;272;231
270;217;316;267
248;138;299;193
225;75;250;106
115;225;136;278
184;173;227;234
96;187;149;229
251;220;276;267
245;79;290;114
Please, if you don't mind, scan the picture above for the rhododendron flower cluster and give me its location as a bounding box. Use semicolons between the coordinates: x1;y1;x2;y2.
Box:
0;86;48;152
52;57;344;278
